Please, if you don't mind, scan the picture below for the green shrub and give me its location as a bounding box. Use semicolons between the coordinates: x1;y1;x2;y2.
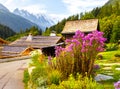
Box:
114;53;120;57
29;50;45;67
30;66;47;88
23;69;30;89
26;50;48;89
47;70;62;85
49;74;104;89
106;43;118;51
96;54;103;60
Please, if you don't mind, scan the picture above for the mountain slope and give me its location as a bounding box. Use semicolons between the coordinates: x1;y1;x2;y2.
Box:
105;0;120;5
0;3;9;12
13;8;55;31
0;4;39;32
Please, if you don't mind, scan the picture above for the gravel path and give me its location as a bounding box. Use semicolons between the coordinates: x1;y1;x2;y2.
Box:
0;59;28;89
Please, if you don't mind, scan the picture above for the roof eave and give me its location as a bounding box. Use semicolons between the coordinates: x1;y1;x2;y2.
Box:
62;31;94;35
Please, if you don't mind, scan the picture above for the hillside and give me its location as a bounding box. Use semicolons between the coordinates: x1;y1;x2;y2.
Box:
0;24;16;39
105;0;120;5
6;26;42;42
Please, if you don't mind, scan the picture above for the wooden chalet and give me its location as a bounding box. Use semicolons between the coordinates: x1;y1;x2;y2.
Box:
61;19;99;39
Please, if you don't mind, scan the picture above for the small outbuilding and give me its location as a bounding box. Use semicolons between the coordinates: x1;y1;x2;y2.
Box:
61;19;99;39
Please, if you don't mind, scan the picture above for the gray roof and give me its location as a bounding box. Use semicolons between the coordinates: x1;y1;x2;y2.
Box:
61;19;98;34
1;45;27;57
10;36;63;48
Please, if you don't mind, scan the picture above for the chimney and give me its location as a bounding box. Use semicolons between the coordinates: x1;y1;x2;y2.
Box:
26;33;32;41
50;31;56;36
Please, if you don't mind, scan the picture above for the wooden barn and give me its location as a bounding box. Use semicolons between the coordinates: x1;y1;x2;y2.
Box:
61;19;99;39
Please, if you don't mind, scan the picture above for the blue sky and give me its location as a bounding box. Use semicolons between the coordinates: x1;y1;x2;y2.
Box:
0;0;109;20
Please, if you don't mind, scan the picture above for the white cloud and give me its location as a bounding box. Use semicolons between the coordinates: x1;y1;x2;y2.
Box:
0;0;47;14
62;0;109;14
21;4;47;14
50;14;69;22
21;0;27;2
5;0;13;5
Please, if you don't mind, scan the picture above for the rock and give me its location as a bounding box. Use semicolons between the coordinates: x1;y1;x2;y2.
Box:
94;74;113;81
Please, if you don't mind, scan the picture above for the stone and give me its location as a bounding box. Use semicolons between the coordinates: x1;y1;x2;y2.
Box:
94;74;113;81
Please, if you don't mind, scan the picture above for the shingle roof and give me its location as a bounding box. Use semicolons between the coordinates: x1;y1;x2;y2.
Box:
1;45;33;57
1;45;27;56
2;45;26;53
61;19;98;34
10;36;63;48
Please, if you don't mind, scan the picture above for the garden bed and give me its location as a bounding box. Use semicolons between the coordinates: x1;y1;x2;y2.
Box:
23;31;120;89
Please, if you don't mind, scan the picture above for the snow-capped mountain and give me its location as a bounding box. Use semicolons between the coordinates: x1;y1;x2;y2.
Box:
13;8;56;31
0;3;39;32
0;3;9;12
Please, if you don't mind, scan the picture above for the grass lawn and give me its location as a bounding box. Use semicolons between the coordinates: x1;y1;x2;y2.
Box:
99;80;115;89
98;50;120;60
96;50;120;64
95;50;120;89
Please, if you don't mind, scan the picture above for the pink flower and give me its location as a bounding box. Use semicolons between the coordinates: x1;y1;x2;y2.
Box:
71;39;80;46
114;81;120;89
66;44;74;52
48;56;52;65
73;30;84;39
55;46;64;57
65;39;71;44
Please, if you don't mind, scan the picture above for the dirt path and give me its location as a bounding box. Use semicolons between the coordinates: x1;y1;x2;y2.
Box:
0;60;28;89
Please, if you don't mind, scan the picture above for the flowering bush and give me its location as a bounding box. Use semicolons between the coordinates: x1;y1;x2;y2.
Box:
114;81;120;89
50;30;106;78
